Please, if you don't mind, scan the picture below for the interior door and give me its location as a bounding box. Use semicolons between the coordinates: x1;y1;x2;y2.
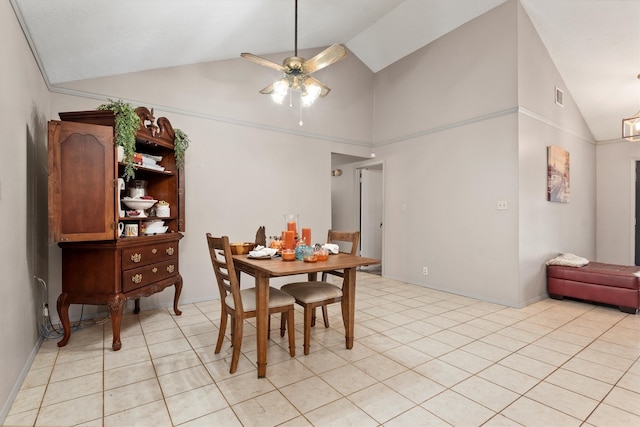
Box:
48;120;116;242
359;168;383;266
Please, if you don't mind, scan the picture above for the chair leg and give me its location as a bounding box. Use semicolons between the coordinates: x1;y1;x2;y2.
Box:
280;312;286;337
215;312;227;354
230;317;236;346
287;308;295;357
311;306;317;327
321;305;330;328
303;304;312;355
230;317;243;374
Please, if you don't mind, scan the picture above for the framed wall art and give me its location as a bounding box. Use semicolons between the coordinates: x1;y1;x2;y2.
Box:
547;145;570;203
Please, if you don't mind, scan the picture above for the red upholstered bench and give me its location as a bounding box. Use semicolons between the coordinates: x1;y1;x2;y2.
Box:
547;262;640;314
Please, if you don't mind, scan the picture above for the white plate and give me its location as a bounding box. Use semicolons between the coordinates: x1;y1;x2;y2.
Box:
248;254;277;259
144;230;167;235
144;226;168;235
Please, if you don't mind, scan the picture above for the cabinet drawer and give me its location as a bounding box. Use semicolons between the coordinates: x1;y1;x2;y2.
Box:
122;259;179;292
122;242;178;269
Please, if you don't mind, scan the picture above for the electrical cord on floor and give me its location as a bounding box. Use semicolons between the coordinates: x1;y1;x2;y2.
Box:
35;276;92;340
95;311;110;325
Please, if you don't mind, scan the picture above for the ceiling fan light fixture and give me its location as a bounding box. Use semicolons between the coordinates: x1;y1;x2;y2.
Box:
240;0;346;118
271;79;289;104
301;83;321;107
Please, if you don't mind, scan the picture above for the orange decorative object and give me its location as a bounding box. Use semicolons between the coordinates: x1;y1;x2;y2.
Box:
302;228;311;246
229;242;256;255
315;249;329;261
269;239;283;250
284;231;295;250
287;221;297;232
281;249;295;261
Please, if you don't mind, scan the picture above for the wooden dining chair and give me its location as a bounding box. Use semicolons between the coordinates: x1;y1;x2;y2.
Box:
206;233;296;373
317;230;360;326
280;230;360;355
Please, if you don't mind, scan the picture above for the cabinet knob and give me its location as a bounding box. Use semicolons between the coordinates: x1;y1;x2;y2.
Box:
131;253;142;263
131;274;143;284
152;267;158;273
152;248;157;254
167;265;175;273
166;247;175;256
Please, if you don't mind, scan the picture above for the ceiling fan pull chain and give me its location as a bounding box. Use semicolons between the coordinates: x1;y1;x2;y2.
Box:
299;96;304;126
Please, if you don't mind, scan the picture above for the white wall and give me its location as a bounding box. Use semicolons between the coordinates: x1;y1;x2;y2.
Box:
1;0;51;420
56;47;373;145
377;115;520;305
596;141;640;264
370;0;521;305
516;1;596;305
518;116;596;304
335;0;596;307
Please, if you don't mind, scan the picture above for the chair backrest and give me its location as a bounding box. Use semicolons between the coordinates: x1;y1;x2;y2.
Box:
327;230;360;255
206;233;243;312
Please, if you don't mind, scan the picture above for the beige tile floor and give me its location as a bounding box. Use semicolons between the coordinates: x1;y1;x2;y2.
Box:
3;272;640;426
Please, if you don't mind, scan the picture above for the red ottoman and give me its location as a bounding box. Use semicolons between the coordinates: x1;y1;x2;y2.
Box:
547;262;640;314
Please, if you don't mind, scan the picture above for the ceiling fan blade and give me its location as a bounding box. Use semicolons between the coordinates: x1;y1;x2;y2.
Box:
302;44;347;74
303;76;331;97
240;53;285;72
259;82;275;94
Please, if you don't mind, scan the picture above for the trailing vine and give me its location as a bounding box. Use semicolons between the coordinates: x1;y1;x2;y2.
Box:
97;99;140;181
173;128;190;169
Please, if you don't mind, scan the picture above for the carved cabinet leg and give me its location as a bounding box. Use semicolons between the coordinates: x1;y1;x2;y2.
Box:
108;294;126;351
134;298;141;314
56;293;71;348
173;275;183;316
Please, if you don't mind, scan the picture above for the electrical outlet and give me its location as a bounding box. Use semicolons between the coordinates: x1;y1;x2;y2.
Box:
423;267;428;275
401;203;407;212
497;200;508;210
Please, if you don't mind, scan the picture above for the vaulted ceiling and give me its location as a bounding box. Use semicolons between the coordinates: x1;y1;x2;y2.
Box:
11;0;640;142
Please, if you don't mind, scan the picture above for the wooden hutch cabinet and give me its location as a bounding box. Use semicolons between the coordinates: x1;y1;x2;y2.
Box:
48;107;185;351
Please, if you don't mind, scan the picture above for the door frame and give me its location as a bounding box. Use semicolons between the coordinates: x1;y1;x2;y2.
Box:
352;159;385;273
633;159;640;265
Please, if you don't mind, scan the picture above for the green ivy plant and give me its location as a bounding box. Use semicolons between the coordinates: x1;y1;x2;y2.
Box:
173;128;190;169
97;99;141;181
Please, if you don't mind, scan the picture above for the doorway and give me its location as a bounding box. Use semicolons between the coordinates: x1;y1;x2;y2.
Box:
330;153;384;274
357;164;383;274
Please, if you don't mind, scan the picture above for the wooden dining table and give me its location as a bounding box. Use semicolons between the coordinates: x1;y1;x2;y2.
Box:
232;252;380;378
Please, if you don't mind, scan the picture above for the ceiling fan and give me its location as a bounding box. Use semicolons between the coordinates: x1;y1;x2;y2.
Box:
240;0;347;108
